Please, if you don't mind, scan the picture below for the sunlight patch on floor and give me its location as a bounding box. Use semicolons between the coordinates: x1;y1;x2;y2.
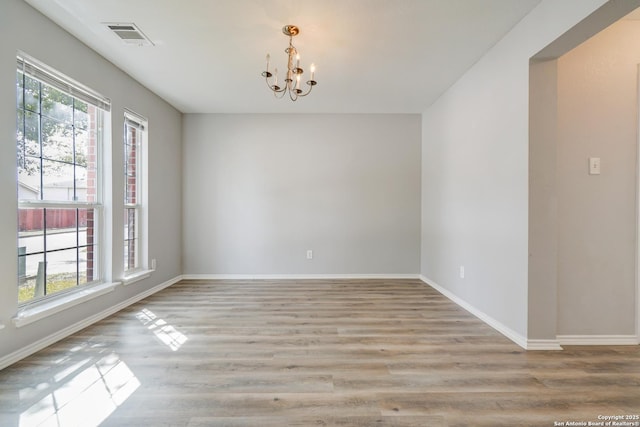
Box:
136;308;188;351
19;354;139;427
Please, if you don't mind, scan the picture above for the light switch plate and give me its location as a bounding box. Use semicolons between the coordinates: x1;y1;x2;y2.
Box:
589;157;601;175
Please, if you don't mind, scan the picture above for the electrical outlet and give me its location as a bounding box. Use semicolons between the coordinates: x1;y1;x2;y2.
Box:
151;258;157;270
306;250;313;260
459;266;465;279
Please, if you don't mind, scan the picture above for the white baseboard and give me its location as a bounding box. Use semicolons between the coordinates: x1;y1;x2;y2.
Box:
182;273;421;280
419;275;529;350
526;339;563;350
557;335;639;346
0;275;183;371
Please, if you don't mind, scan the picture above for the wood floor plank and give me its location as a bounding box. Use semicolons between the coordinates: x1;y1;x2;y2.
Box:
0;279;638;426
184;415;446;427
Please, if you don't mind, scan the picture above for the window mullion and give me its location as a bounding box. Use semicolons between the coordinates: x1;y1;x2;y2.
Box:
21;72;26;169
76;208;79;287
43;207;47;296
72;100;77;202
38;80;43;201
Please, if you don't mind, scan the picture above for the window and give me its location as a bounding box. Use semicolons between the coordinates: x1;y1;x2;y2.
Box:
16;54;110;304
124;111;147;274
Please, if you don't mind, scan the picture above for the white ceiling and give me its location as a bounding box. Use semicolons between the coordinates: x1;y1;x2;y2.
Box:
24;0;542;114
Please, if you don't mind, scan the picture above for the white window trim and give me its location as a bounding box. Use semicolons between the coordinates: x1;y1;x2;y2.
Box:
123;110;148;276
17;52;111;112
122;268;155;286
13;281;121;328
19;200;101;209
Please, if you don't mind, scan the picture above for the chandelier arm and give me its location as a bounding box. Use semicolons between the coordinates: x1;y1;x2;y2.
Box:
272;87;287;97
272;83;287;93
284;78;294;94
295;80;317;97
263;71;289;94
263;76;284;93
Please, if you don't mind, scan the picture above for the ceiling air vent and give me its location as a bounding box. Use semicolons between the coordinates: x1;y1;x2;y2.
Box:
104;23;154;46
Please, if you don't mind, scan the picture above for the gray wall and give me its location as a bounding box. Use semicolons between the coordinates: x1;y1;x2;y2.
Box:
556;19;639;336
182;114;421;275
0;0;182;359
421;0;610;341
528;59;559;340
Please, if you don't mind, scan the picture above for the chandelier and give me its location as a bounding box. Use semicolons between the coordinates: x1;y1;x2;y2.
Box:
262;25;317;101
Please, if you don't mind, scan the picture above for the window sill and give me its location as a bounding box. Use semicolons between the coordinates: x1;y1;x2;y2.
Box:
13;281;120;328
122;269;154;286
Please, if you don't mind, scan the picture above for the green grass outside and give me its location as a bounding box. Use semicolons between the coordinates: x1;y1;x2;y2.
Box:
18;273;85;303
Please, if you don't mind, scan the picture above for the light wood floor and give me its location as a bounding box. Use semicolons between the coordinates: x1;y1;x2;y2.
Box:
0;279;638;426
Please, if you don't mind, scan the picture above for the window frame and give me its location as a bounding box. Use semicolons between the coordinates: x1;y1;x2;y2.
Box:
16;52;111;307
123;110;148;279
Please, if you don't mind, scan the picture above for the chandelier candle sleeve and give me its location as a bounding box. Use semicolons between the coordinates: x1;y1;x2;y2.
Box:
261;24;317;101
